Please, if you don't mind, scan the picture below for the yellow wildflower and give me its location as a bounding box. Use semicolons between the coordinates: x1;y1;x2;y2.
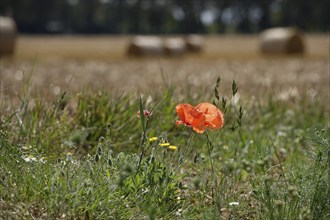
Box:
148;137;158;142
159;143;170;147
168;145;178;150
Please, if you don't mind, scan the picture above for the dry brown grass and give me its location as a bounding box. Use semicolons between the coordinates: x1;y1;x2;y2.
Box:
1;34;329;108
13;34;329;60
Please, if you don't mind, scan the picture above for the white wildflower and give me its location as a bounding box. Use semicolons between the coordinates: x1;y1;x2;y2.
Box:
229;202;239;206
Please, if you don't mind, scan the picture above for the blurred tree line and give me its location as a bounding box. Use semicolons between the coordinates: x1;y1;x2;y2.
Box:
0;0;328;34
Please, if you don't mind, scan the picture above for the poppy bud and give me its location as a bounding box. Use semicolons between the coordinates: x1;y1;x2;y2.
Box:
137;110;152;118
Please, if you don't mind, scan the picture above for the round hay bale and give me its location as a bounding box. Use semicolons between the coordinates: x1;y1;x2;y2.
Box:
127;36;164;56
185;34;204;53
0;16;17;57
164;37;186;56
260;27;305;54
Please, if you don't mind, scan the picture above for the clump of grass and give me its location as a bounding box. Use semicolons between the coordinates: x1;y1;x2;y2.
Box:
303;128;330;219
0;72;329;219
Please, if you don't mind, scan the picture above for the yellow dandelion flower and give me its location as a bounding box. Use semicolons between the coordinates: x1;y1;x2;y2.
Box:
148;137;158;142
159;143;170;147
168;145;178;150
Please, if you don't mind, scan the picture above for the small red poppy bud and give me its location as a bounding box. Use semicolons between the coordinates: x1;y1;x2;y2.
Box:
137;110;152;118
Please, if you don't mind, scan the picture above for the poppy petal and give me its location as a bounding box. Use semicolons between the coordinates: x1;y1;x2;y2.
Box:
176;103;223;134
176;120;184;126
175;103;206;132
192;126;206;133
175;104;205;128
196;103;224;129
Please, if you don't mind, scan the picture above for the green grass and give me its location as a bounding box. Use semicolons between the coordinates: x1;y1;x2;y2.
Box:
0;75;329;219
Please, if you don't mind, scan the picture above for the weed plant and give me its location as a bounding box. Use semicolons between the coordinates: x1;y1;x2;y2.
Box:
0;73;329;219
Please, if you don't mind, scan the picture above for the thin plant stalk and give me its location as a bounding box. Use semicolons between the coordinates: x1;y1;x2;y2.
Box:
205;131;219;206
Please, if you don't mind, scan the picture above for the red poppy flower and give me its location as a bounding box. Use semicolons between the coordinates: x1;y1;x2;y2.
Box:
175;103;224;133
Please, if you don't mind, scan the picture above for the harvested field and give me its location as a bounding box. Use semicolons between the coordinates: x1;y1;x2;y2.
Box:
1;35;329;106
1;34;329;219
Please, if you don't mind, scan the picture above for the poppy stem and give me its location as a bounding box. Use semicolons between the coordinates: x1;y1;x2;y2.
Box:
136;119;148;175
205;131;219;205
136;96;149;176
